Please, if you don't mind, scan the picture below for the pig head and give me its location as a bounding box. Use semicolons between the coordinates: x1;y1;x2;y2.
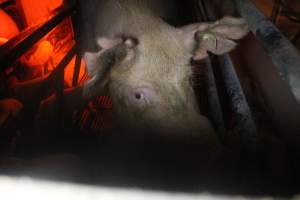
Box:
79;1;249;147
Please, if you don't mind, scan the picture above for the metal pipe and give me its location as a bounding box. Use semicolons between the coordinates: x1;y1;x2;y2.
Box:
204;58;226;140
218;55;258;153
270;0;282;24
198;0;258;151
72;53;82;87
52;45;77;131
234;0;300;102
194;0;226;140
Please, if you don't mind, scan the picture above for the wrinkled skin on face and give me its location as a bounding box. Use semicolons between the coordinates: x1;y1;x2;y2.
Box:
79;0;249;156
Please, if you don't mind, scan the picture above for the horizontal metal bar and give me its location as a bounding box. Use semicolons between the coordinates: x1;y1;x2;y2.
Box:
234;0;300;102
0;4;75;73
218;55;258;153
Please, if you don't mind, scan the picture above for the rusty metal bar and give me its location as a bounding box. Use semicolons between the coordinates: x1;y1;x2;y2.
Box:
234;0;300;102
0;4;75;73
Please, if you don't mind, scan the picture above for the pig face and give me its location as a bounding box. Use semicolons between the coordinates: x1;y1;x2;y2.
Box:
83;16;249;139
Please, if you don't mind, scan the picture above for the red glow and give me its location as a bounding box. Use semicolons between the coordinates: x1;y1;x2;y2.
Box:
19;0;63;26
22;41;53;69
4;1;86;86
0;9;19;41
64;57;86;87
0;37;8;45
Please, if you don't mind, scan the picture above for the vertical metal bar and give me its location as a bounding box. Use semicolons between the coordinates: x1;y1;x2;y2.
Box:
51;46;77;131
204;58;226;139
292;30;300;43
270;0;282;24
234;0;300;102
56;70;65;130
218;55;258;153
194;0;226;140
72;53;82;86
70;1;83;87
198;0;258;149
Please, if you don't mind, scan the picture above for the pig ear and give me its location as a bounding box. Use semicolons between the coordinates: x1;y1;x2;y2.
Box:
82;36;137;99
82;37;121;99
84;36;137;76
179;17;249;60
83;38;121;76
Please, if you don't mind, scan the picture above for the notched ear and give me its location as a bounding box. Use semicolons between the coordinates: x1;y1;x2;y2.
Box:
179;16;249;61
193;16;249;60
194;31;237;57
84;37;121;76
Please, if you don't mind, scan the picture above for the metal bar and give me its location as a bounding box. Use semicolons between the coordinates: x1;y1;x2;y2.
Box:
270;0;282;24
198;0;258;149
292;30;300;43
72;53;82;86
43;45;77;86
56;70;65;130
193;0;226;140
71;4;82;87
218;55;258;153
51;45;77;131
234;0;300;102
204;58;226;140
0;4;75;73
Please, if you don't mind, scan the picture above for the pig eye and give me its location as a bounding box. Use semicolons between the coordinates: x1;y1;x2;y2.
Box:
135;93;143;100
127;87;155;109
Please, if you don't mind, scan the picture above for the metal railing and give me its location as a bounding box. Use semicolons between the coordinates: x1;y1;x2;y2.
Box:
0;3;80;130
196;0;259;155
234;0;300;102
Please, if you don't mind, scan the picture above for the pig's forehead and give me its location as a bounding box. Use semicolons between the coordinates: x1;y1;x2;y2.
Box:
137;32;190;63
132;53;191;85
136;36;191;74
